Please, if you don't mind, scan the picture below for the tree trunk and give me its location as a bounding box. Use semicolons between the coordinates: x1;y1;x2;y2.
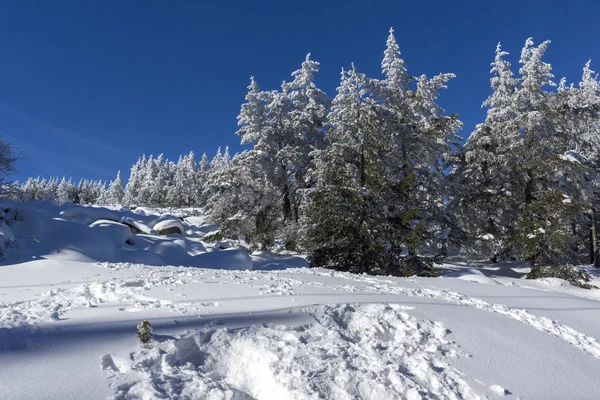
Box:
359;144;365;187
571;222;578;256
525;168;534;205
591;208;600;268
282;185;292;223
529;254;539;277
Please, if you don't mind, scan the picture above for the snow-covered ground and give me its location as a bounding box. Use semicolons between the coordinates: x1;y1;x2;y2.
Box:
1;201;600;399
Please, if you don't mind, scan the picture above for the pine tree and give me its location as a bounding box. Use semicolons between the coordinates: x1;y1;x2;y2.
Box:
301;64;381;272
302;28;460;275
104;171;124;205
450;43;519;260
221;56;329;248
200;153;210;172
167;151;199;207
56;177;71;205
124;155;146;206
454;38;593;269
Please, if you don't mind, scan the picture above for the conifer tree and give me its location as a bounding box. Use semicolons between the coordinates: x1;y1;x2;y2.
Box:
124;156;146;206
301;28;460;275
104;171;124;205
450;43;519;260
56;177;71;205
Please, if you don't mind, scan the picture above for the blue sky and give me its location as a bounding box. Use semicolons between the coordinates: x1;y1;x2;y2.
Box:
2;0;599;183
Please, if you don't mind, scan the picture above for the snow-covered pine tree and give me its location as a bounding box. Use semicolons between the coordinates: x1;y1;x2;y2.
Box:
20;178;37;201
235;57;329;246
147;154;171;207
455;38;591;269
137;155;154;206
300;64;382;272
449;43;519;260
374;28;460;273
43;177;59;201
124;156;146;206
195;152;211;206
302;28;460;276
209;147;223;170
381;29;461;266
552;61;600;267
167;151;199;208
506;38;585;268
166;155;185;208
56;177;71;205
66;178;78;204
104;171;124;205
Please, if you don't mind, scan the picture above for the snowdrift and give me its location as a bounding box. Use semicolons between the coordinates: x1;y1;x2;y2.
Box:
0;200;307;271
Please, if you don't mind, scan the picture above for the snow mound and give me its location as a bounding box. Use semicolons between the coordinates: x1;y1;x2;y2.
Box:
0;201;303;272
192;248;253;270
59;205;120;225
89;220;133;246
105;304;476;400
184;216;206;227
251;251;309;270
490;384;509;396
443;268;501;285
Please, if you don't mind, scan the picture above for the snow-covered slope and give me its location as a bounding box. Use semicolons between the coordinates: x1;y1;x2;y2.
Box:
1;202;600;399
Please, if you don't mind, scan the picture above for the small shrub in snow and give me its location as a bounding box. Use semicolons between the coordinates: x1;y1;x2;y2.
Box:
137;320;153;343
527;265;596;289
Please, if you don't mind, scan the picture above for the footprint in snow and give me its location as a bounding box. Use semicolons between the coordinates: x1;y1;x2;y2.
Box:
101;354;130;374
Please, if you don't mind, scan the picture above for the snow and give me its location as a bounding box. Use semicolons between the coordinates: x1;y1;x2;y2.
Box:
1;201;600;399
153;218;185;235
89;220;134;246
560;150;590;165
442;268;501;285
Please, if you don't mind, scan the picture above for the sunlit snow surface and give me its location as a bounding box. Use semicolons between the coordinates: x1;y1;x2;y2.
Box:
1;201;600;399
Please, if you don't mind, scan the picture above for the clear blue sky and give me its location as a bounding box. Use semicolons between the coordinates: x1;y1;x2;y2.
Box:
2;0;599;183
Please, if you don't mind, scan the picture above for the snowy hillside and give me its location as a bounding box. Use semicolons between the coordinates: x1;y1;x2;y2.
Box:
1;201;600;399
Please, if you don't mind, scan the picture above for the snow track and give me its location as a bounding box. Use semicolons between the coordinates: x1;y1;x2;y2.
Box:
316;271;600;360
3;263;600;399
103;304;479;400
3;264;600;363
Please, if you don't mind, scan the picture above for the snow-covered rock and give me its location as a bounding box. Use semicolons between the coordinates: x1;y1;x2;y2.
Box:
119;216;157;235
89;220;134;246
153;219;185;235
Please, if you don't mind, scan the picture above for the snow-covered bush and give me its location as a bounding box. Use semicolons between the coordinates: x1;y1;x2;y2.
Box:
527;265;596;289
